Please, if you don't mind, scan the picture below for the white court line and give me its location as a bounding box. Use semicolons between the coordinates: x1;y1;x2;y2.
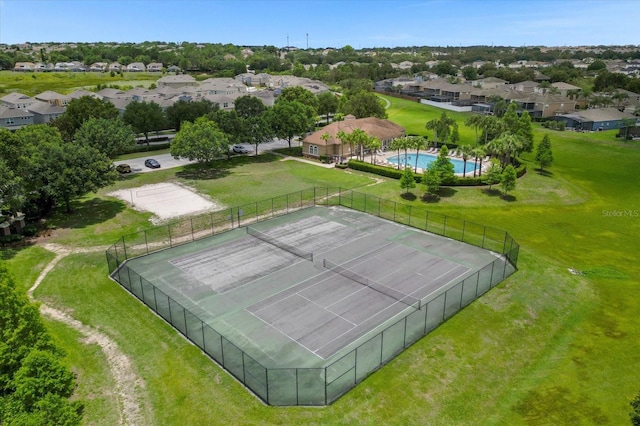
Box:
298;293;358;327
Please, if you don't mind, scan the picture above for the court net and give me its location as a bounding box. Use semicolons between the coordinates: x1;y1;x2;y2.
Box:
246;227;313;262
322;259;420;309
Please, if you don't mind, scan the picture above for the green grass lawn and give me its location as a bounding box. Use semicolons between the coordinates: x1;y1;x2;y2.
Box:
0;71;159;96
2;103;639;424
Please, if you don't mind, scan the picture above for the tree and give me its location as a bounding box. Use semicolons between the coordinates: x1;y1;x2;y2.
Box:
336;130;350;163
535;134;553;171
465;114;485;145
349;128;369;161
267;100;316;149
422;163;441;199
516;111;534;153
165;99;217;131
317;91;339;124
399;166;416;195
482;162;503;189
0;267;82;425
367;135;382;164
455;145;474;178
434;145;456;185
208;109;244;148
50;96;119;142
244;114;274;155
620;118;637;140
631;390;640;426
122;101;166;144
234;95;266;119
425;112;457;144
170;117;230;164
462;66;478;81
74;117;136;159
339;90;387;119
471;145;486;177
413;136;427;173
500;164;517;195
276;86;318;111
32;139;117;213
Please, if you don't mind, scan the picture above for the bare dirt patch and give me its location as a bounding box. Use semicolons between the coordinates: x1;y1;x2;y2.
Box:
109;183;224;224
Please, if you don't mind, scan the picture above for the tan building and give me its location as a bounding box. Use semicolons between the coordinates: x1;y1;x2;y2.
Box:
302;116;405;161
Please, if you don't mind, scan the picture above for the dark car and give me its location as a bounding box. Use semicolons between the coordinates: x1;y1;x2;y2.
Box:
144;159;161;169
116;163;132;174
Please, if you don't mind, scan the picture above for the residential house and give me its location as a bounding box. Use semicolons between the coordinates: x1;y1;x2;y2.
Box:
202;93;236;111
511;93;577;118
157;74;197;88
147;62;163;72
89;62;108;72
510;80;539;94
302;115;405;160
68;89;103;100
35;90;71;107
166;65;181;73
27;100;66;124
0;105;34;129
550;107;637;131
13;62;35;72
471;77;507;89
96;88;128;101
126;62;147;72
108;62;122;72
1;92;36;110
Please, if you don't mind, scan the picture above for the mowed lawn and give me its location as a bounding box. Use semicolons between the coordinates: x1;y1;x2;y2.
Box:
4;106;640;424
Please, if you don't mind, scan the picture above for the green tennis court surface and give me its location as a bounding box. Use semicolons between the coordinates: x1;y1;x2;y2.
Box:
124;206;500;365
110;192;518;405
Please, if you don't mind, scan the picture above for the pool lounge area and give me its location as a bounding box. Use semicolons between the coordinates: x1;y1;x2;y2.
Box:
379;149;488;175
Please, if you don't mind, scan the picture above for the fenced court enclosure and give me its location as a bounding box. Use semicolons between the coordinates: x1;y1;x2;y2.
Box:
106;188;519;406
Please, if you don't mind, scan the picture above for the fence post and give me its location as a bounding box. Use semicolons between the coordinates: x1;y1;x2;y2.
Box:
378;198;381;217
425;211;429;232
220;335;225;367
266;369;269;404
481;226;486;249
502;232;508;254
354;347;358;383
286;194;289;213
443;216;447;236
380;332;384;364
271;197;274;218
408;205;412;227
230;208;234;228
314;187;316;206
144;231;149;254
191;218;195;241
242;353;246;384
168;224;172;247
393;201;396;221
183;308;188;335
296;369;299;405
364;193;367;213
324;368;328;405
121;236;127;260
255;202;258;223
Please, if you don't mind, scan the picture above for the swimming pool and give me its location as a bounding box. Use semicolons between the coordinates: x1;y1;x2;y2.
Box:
387;153;480;174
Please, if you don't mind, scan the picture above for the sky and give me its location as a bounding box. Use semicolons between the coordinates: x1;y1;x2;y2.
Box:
1;0;638;48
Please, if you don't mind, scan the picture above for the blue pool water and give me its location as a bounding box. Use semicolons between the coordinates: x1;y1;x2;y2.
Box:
387;153;479;174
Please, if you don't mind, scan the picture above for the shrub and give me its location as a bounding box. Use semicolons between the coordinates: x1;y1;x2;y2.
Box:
21;224;39;237
0;234;23;246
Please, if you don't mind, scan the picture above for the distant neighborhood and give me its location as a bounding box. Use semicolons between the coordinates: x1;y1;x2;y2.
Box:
1;41;639;133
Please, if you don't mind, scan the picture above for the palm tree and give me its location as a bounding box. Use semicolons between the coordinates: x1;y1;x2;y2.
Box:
336;130;348;164
455;145;474;177
320;132;331;160
394;136;414;169
487;132;522;167
425;112;457;145
350;128;369;161
367;136;382;164
413;136;427;173
471;145;486;177
465;114;484;145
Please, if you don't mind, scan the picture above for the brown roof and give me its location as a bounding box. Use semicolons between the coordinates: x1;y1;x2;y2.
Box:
304;117;405;146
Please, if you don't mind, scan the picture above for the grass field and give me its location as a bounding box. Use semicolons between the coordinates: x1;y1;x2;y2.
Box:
3;96;640;425
0;71;159;96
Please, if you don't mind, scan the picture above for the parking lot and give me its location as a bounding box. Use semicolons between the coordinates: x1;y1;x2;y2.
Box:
114;139;293;174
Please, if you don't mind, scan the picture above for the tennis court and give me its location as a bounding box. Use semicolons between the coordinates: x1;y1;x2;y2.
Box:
110;190;518;405
123;206;497;365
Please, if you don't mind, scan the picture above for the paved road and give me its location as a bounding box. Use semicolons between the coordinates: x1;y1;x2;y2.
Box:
114;139;297;174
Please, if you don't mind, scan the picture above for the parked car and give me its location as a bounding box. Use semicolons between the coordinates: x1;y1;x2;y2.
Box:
144;159;161;169
232;144;252;154
116;163;131;174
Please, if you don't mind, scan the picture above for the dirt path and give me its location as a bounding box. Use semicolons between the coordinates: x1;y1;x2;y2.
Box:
30;243;150;426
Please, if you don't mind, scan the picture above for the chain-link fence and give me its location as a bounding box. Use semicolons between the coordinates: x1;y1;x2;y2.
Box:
106;187;519;405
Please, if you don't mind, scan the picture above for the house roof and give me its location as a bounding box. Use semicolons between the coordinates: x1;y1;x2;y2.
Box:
1;92;32;103
68;89;102;100
551;82;581;91
35;90;70;101
558;107;636;122
27;100;66;114
0;105;34;118
303;117;405;146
